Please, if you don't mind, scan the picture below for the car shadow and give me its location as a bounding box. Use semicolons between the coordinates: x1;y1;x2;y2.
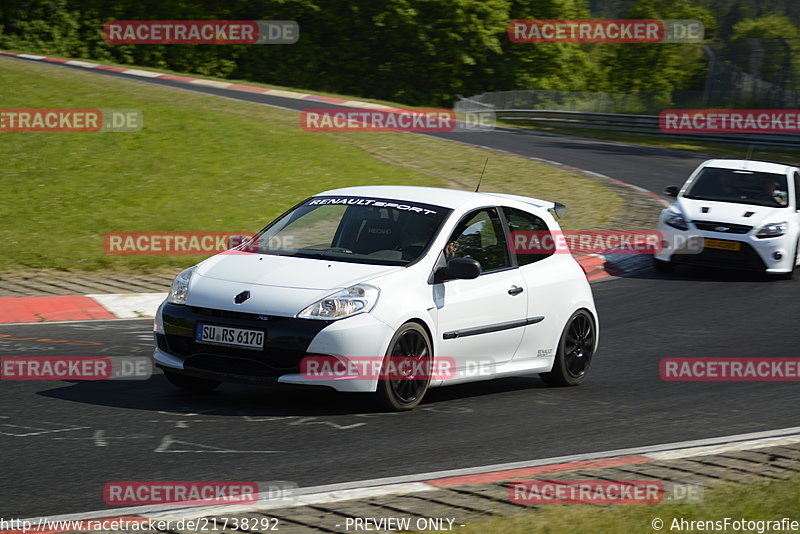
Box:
36;373;550;416
423;376;548;403
621;261;790;283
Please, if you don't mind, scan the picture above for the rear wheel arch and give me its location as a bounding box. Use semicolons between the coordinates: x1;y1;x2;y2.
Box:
540;307;598;386
559;306;598;351
579;307;599;347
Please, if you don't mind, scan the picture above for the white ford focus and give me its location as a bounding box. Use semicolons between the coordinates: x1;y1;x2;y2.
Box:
153;186;599;410
655;159;800;277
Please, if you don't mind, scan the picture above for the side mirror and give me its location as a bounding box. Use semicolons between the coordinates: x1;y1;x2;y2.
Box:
433;257;482;283
664;185;679;197
548;202;567;219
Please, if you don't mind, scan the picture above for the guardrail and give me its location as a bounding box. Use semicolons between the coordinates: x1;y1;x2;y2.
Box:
482;109;800;149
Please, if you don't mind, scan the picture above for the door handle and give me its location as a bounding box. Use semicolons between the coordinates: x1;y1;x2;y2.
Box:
508;285;524;296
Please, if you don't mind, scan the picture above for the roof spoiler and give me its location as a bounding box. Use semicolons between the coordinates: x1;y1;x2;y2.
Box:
548;202;567;219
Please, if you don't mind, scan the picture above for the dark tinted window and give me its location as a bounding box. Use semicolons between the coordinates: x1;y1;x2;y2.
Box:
503;207;553;265
444;208;510;273
794;172;800;209
684;167;789;208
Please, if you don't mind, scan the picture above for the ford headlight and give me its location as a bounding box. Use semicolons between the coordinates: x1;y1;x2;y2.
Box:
664;209;689;231
298;284;380;320
167;267;195;305
756;221;787;239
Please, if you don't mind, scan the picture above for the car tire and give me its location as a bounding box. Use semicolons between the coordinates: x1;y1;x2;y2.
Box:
653;257;676;274
374;322;432;411
163;369;221;392
539;310;596;387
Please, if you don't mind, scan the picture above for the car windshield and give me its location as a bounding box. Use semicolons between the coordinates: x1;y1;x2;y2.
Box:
243;196;451;265
683;167;789;208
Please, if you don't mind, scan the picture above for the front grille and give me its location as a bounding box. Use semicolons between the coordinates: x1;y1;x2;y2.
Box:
692;221;753;234
184;354;288;378
673;241;766;271
158;303;333;381
162;334;304;372
191;306;268;321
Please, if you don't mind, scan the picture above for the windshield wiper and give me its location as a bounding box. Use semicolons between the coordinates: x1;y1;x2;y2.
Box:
291;250;332;259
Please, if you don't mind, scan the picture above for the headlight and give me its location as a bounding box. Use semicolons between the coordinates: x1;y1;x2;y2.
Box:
756;221;788;239
298;284;380;320
664;209;689;231
167;267;195;305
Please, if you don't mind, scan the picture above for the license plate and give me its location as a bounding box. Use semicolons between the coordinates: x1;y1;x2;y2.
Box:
704;239;741;251
196;324;264;350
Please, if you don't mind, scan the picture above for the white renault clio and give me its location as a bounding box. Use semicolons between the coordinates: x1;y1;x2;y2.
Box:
153;186;598;410
655;159;800;277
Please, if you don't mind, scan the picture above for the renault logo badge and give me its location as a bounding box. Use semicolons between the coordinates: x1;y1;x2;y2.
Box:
234;290;251;304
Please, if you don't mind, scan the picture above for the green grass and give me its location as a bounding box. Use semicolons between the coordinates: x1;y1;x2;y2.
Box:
437;475;800;534
0;57;620;274
503;119;800;167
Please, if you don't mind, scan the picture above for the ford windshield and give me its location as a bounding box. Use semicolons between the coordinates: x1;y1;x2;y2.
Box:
684;167;789;208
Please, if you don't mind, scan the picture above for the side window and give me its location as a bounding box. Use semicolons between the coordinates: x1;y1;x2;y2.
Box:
503;207;553;266
794;172;800;209
444;208;510;273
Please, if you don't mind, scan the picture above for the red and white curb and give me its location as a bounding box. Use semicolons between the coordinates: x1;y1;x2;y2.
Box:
6;425;800;533
575;252;650;282
0;51;401;111
85;293;166;318
0;293;166;324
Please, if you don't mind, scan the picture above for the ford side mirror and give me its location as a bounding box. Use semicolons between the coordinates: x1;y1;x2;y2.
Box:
433;257;482;283
664;185;679;197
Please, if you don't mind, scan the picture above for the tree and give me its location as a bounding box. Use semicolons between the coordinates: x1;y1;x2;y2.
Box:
594;0;716;102
731;14;800;88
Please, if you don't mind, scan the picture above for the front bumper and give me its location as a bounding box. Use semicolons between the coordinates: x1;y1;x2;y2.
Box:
655;225;795;273
154;302;395;392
